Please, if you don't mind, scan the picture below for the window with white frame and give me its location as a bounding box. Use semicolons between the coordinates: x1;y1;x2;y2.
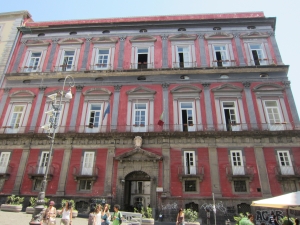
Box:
180;102;195;132
79;180;92;191
9;105;25;130
136;48;149;69
132;103;148;132
0;152;10;174
37;151;49;174
86;104;102;129
82;152;95;176
131;45;154;69
184;151;196;175
95;49;110;70
176;46;191;68
60;50;75;71
263;100;284;130
25;52;42;72
213;45;230;67
221;101;241;131
277;150;294;175
43;104;65;133
230;150;245;175
249;44;267;66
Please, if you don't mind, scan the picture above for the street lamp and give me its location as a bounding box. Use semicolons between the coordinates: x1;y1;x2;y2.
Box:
30;75;75;225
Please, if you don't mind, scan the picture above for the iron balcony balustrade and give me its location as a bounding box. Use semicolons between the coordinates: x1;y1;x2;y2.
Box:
248;58;276;66
275;165;300;182
89;64;112;71
211;60;236;67
225;165;254;182
18;66;42;73
172;61;197;69
0;165;12;180
53;65;76;72
130;62;154;69
72;165;99;182
27;165;55;180
0;122;297;134
177;166;204;182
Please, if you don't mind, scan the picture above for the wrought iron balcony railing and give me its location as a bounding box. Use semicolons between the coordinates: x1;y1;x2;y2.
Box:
89;64;112;70
0;122;297;135
19;66;42;73
225;165;254;181
130;62;154;69
249;58;276;66
72;165;99;181
172;61;197;68
53;65;76;72
211;60;236;67
177;166;204;182
0;165;12;180
275;165;300;181
27;165;54;180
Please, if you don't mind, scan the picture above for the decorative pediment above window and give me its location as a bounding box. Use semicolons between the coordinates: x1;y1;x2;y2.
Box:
92;37;118;44
115;148;162;162
83;88;112;101
130;35;157;43
204;32;234;40
9;90;36;102
253;83;285;92
169;33;197;41
240;32;270;39
126;86;156;100
58;38;83;45
171;85;201;99
24;39;50;46
212;84;243;98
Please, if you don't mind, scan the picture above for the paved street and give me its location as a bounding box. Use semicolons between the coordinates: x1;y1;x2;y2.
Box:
0;211;89;225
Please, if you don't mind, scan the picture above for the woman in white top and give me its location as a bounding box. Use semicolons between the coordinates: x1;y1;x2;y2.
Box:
94;205;103;225
60;201;73;225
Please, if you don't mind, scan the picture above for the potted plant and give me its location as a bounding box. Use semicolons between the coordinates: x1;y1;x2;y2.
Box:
135;207;154;225
183;208;199;225
0;195;24;212
59;199;78;218
25;197;49;214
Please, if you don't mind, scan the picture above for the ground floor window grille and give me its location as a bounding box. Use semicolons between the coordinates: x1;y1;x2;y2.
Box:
234;180;247;192
33;179;42;191
185;180;196;192
80;180;92;190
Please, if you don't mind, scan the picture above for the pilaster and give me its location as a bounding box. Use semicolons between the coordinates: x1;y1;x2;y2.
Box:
233;33;246;66
104;147;115;196
12;41;26;73
56;147;72;196
69;85;84;131
162;83;169;130
45;38;59;72
268;32;283;65
111;85;122;130
117;36;126;69
161;34;168;68
80;38;92;71
202;83;213;129
29;86;47;131
198;34;208;67
208;147;222;197
162;141;170;196
0;88;11;119
242;81;257;129
283;81;300;127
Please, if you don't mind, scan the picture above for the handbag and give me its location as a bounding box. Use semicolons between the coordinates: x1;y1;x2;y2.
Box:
118;212;122;225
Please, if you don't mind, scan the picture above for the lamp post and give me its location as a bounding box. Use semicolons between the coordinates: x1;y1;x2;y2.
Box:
30;75;75;225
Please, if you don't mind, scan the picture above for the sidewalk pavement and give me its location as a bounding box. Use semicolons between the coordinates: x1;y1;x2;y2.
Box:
0;211;88;225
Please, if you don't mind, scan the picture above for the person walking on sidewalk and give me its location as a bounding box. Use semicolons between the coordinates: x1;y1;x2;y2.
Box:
112;205;122;225
60;201;73;225
176;208;185;225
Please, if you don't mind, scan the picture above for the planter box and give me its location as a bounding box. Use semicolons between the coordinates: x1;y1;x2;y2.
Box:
0;204;22;212
142;218;154;225
185;222;200;225
26;206;34;214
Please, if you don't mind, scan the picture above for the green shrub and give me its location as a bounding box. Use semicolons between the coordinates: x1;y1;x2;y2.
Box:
6;195;24;205
183;208;198;222
61;199;76;210
134;207;153;219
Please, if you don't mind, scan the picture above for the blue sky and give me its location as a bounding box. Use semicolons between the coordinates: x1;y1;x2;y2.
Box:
1;0;299;118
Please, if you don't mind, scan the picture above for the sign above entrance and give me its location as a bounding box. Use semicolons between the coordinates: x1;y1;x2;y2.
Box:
156;187;163;192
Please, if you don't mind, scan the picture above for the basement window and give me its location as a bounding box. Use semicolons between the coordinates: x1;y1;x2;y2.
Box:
137;76;146;81
139;29;147;33
213;27;221;30
234;180;247;192
247;26;256;30
178;28;186;32
70;32;77;35
102;30;110;34
38;33;45;37
185;180;196;192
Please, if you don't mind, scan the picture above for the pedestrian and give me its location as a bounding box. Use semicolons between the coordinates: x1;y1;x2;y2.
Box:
295;218;299;225
101;204;111;225
206;209;210;225
269;212;275;225
60;201;73;225
43;200;57;225
248;214;254;225
94;205;103;225
176;208;185;225
112;204;122;225
88;204;96;225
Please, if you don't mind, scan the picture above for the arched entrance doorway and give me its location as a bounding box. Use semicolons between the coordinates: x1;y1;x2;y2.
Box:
123;171;151;212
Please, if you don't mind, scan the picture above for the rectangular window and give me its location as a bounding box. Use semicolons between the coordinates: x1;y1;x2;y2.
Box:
222;102;240;131
277;150;294;175
137;181;143;194
230;150;245;175
264;100;284;130
37;151;49;174
184;151;196;175
26;52;42;72
249;44;266;66
137;48;148;69
9;105;25;129
233;180;247;192
0;152;10;173
132;103;148;132
177;46;190;68
33;179;42;191
184;180;196;192
79;180;92;190
180;102;195;132
96;49;110;69
282;181;297;192
61;50;75;71
214;46;229;67
82;152;95;175
88;104;102;128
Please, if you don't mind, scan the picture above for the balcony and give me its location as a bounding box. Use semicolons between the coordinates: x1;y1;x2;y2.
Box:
130;62;154;70
172;61;197;69
18;66;42;73
275;166;300;182
53;65;76;72
27;165;54;180
248;58;276;66
72;165;99;182
211;60;236;67
0;122;297;135
89;64;112;71
178;166;204;182
0;165;12;180
225;165;254;182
